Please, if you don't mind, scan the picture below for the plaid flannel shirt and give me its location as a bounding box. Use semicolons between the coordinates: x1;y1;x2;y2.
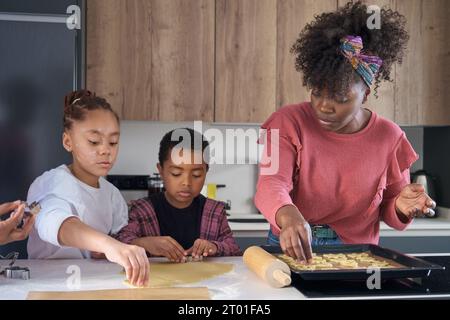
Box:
116;197;241;256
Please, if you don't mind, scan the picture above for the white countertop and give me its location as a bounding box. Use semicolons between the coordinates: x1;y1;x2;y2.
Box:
0;257;302;300
229;207;450;238
1;255;450;300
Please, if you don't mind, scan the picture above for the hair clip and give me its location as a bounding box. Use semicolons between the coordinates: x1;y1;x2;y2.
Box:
71;97;82;105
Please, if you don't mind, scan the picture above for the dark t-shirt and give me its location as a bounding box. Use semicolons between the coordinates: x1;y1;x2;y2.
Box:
150;192;205;249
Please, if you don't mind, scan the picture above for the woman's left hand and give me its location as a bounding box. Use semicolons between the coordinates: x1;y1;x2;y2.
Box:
395;183;436;219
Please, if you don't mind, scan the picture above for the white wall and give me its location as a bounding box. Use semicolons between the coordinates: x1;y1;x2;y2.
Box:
111;121;262;215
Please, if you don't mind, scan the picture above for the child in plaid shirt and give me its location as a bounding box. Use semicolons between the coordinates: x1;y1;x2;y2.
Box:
117;128;240;262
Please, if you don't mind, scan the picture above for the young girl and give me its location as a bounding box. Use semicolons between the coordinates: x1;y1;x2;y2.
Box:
117;128;240;262
27;90;149;287
255;2;435;262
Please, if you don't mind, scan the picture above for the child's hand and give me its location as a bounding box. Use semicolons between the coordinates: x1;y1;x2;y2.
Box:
187;239;218;258
138;236;187;263
103;240;149;287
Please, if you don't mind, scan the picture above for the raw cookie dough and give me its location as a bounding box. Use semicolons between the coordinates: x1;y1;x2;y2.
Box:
277;252;402;271
124;261;234;288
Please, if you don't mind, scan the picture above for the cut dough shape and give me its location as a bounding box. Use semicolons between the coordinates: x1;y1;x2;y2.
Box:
124;261;234;288
277;252;402;271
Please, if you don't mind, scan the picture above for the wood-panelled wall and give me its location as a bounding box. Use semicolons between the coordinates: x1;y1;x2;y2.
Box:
87;0;214;121
86;0;450;125
395;0;450;125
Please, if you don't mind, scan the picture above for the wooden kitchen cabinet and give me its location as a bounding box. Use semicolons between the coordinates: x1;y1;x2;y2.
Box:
215;0;277;123
276;0;338;109
395;0;450;126
86;0;215;121
86;0;450;125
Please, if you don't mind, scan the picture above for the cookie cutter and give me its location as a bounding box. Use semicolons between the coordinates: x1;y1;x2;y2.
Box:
0;252;31;280
4;266;30;280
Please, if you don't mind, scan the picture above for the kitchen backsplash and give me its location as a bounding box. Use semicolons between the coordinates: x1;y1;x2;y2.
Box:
111;121;430;215
111;121;261;214
402;126;450;208
423;126;450;208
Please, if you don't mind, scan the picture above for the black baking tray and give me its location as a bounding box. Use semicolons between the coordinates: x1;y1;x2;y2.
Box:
262;244;445;281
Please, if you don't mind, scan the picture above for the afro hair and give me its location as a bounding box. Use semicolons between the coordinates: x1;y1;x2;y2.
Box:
291;1;409;98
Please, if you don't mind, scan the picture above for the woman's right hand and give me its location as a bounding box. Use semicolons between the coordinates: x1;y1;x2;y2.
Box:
134;236;187;263
276;205;313;263
103;240;150;287
0;201;36;245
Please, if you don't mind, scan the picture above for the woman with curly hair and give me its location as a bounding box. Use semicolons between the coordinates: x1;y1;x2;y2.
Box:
254;1;436;262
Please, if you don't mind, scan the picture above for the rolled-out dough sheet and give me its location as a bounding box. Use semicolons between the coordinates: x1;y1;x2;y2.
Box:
124;261;234;288
27;287;210;300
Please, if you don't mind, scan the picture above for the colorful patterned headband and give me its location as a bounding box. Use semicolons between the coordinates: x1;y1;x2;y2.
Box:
340;35;383;87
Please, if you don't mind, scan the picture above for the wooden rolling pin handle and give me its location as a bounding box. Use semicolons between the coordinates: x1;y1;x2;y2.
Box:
273;269;291;286
243;246;292;288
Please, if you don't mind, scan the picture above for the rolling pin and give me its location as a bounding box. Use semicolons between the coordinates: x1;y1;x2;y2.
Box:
243;246;291;288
